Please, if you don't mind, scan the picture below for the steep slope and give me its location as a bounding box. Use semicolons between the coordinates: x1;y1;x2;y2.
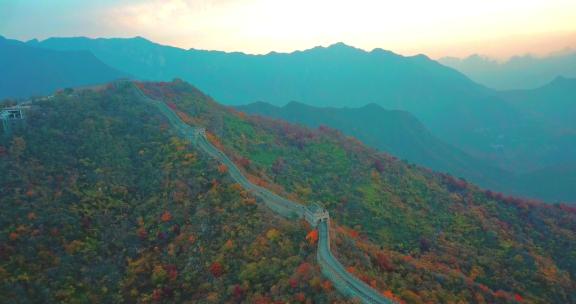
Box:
138;80;576;303
0;36;127;99
137;83;393;303
31;36;518;154
237;101;512;192
440;51;576;90
0;84;345;303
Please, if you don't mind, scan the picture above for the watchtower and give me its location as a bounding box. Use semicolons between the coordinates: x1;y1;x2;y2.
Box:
194;127;206;138
305;203;330;227
1;107;25;135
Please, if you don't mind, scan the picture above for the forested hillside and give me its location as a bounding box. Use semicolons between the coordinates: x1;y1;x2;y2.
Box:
0;84;345;303
1;80;575;303
237;101;512;195
138;80;576;303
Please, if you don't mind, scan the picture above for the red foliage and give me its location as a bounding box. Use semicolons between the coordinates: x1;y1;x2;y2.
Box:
348;228;360;239
9;232;18;241
296;262;312;276
373;159;385;173
152;288;163;301
306;230;319;245
443;174;468;192
232;284;245;300
289;278;298;289
165;264;178;281
166;101;178;111
514;293;524;302
209;261;223;278
137;227;148;239
237;157;251;168
559;203;576;214
375;252;395;271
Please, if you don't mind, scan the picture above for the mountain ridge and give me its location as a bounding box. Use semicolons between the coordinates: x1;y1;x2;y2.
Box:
0;36;128;99
440;51;576;90
28;35;513;158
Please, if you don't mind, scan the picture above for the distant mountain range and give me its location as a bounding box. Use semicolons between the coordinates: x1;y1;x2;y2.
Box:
24;36;517;158
499;76;576;129
2;35;575;202
0;36;127;99
440;51;576;90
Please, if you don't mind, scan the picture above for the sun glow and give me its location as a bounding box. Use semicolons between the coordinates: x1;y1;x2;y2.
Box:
2;0;576;58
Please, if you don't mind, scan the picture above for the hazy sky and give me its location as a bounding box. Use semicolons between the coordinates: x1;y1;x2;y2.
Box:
1;0;575;59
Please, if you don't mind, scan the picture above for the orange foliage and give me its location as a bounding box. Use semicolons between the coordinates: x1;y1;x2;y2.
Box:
494;290;509;299
383;290;402;302
294;292;306;302
210;179;220;190
217;164;228;174
176;110;194;124
161;211;172;222
248;175;268;187
478;284;491;294
253;296;272;304
206;132;224;150
137;227;148;239
306;229;319;245
321;280;333;290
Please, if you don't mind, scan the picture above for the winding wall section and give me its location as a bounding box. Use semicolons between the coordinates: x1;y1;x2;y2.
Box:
134;83;395;304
